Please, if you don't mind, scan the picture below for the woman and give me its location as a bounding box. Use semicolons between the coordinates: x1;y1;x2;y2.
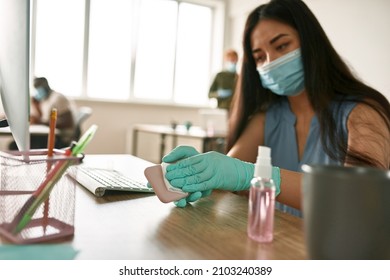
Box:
160;0;390;210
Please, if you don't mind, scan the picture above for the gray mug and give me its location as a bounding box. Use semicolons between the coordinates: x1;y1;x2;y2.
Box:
302;165;390;259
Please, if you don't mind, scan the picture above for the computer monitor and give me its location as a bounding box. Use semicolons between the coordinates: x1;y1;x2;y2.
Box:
0;0;30;152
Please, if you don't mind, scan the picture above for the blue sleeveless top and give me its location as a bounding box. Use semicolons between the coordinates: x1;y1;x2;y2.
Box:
264;98;357;216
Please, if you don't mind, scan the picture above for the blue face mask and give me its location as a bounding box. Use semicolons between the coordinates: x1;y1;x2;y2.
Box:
34;87;48;101
257;48;305;96
226;62;237;73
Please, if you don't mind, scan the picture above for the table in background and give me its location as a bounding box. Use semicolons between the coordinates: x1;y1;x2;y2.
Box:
132;124;226;159
0;124;59;150
0;124;58;136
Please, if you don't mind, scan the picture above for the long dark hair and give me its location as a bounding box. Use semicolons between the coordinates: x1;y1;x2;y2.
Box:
227;0;390;168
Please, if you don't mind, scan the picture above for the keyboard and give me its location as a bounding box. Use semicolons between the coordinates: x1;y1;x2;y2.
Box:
68;166;154;197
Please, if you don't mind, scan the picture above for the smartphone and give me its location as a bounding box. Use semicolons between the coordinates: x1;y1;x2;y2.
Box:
144;164;188;203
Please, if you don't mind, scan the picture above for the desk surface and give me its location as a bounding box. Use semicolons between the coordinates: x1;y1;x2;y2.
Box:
1;154;307;259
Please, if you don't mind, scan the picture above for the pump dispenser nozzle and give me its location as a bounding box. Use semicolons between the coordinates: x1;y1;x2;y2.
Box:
254;146;272;179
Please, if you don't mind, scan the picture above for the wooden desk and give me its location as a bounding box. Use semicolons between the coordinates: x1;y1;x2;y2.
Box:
1;154;307;259
132;124;226;159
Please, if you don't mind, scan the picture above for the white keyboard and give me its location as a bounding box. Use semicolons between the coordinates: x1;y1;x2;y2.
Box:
69;166;154;197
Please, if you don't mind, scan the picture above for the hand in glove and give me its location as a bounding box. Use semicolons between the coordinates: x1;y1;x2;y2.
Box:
163;146;255;193
162;146;212;207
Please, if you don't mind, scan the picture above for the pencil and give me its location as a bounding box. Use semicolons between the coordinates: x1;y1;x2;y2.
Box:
43;108;57;232
47;108;57;159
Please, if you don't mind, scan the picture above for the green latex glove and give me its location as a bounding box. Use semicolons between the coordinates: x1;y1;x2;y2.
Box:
163;146;255;193
163;145;200;163
173;191;212;208
162;146;212;207
146;182;209;207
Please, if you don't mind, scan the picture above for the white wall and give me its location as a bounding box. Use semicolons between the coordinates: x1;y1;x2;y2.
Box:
73;99;205;163
227;0;390;100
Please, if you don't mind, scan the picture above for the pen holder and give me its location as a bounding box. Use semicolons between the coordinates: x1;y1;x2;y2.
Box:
0;149;83;244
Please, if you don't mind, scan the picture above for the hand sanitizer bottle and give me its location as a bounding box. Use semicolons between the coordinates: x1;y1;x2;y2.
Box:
247;146;276;243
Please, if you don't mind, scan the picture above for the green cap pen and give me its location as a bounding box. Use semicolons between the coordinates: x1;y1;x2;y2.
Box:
71;124;98;155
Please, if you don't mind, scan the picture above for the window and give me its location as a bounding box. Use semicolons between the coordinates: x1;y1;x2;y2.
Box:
133;0;178;101
87;0;133;100
32;0;222;106
34;0;85;97
173;3;212;105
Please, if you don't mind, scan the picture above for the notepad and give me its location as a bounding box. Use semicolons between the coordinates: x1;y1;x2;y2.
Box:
0;244;78;260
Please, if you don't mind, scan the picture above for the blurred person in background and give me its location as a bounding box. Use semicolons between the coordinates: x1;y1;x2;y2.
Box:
208;49;239;112
9;77;76;150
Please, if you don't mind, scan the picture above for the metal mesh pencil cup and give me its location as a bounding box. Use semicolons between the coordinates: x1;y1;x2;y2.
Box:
0;149;82;244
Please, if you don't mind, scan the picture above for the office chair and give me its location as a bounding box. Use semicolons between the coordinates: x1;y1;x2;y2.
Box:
73;106;92;141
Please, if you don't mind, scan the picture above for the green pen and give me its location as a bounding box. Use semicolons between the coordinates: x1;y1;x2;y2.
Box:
71;124;98;156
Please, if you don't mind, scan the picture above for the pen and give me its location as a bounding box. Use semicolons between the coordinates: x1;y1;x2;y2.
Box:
43;108;57;232
10;125;98;234
70;124;98;156
47;108;57;159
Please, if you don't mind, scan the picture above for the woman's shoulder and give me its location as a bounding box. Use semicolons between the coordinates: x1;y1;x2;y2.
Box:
348;101;390;146
347;101;390;169
248;111;266;126
348;101;387;125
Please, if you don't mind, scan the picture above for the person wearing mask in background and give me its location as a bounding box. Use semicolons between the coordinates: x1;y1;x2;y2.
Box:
154;0;390;215
9;77;76;150
208;49;239;112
